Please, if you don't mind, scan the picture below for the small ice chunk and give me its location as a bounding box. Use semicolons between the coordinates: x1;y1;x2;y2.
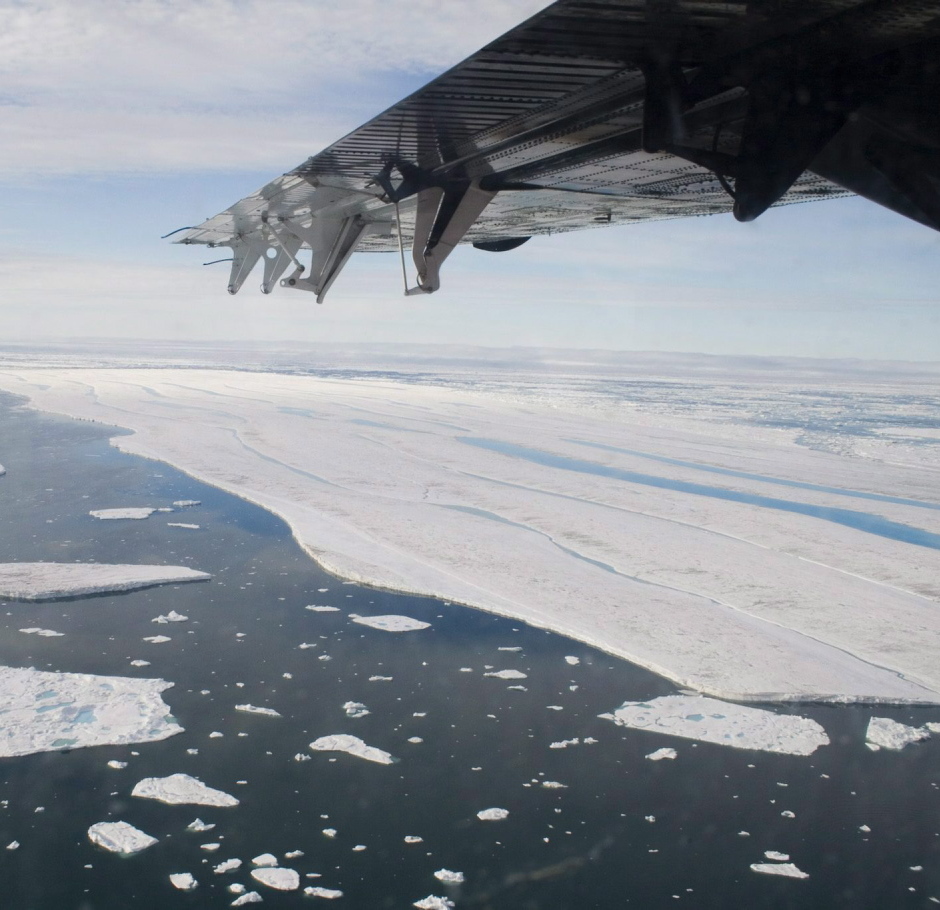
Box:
343;702;369;719
169;873;198;891
143;635;171;644
173;500;201;508
229;883;246;894
305;886;344;899
498;647;522;652
309;734;396;765
484;670;527;680
294;753;311;762
352;844;366;852
550;738;579;749
564;656;580;666
87;821;157;855
351;615;430;632
368;675;393;682
129;660;151;667
476;808;509;821
307;605;340;613
152;610;188;624
408;737;423;744
738;831;750;837
404;836;424;844
865;717;931;751
231;892;263;905
107;760;128;770
251;867;300;890
322;828;338;838
201;843;221;852
167;522;200;529
764;851;790;861
186;819;215;832
541;781;567;789
781;810;795;818
859;824;871;833
414;897;455;910
236;704;282;718
19;627;64;637
132;773;239;807
7;840;20;850
434;869;464;884
252;854;278;867
646;748;678;761
750;862;809;879
209;731;224;738
284;850;304;859
215;859;243;874
89;508;155;520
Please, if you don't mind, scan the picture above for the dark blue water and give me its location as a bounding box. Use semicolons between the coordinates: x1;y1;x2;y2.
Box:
459;438;940;551
1;393;938;910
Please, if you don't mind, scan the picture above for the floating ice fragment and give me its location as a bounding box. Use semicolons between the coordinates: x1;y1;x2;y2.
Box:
564;656;580;666
90;508;155;520
236;704;282;718
434;869;464;884
294;753;311;762
498;647;522;652
764;851;790;861
865;717;931;751
343;702;369;719
404;836;423;844
253;854;278;867
187;819;215;832
132;773;239;807
352;844;366;852
152;610;188;624
459;668;472;673
750;862;809;879
307;606;340;613
309;734;396;765
484;670;527;680
476;808;509;821
251;868;300;890
19;627;64;637
107;760;128;770
284;850;304;859
645;815;656;823
229;883;246;894
541;781;567;789
600;696;829;756
646;748;678;761
549;738;579;749
87;821;157;855
129;660;150;667
201;843;221;851
231;892;263;905
210;731;224;738
173;500;201;508
169;873;198;891
322;828;337;838
143;635;171;644
351;615;430;632
408;737;423;744
781;810;795;818
215;859;242;874
305;886;344;899
738;831;750;837
859;824;871;833
414;896;455;909
368;675;393;682
167;522;200;529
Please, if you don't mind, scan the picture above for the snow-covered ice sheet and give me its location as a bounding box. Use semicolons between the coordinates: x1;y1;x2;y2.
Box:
0;665;182;757
600;696;829;755
3;368;939;703
0;562;210;600
87;821;157;855
309;734;396;765
350;614;431;632
132;773;239;807
865;716;932;751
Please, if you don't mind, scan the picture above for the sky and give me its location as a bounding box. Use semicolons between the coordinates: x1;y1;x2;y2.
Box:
1;0;938;360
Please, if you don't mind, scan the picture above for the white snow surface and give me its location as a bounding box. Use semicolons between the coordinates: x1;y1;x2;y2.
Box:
0;562;210;600
350;614;430;632
600;696;829;755
132;773;239;807
4;367;939;703
89;507;155;520
87;821;157;855
750;862;810;879
309;734;395;765
865;716;932;750
0;664;182;757
251;867;300;890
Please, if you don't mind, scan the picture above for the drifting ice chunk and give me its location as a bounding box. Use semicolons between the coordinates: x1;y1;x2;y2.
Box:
236;704;282;718
167;522;200;529
173;500;201;508
152;611;188;624
87;821;157;855
309;734;396;765
129;660;150;667
549;738;578;749
143;635;171;644
865;717;931;751
0;562;210;601
170;873;198;891
476;808;509;821
646;748;678;761
343;702;369;719
564;656;580;666
253;854;278;867
90;508;155;520
132;773;239;807
599;696;829;756
350;614;431;632
107;760;128;770
541;781;567;789
404;836;424;844
414;897;455;910
305;886;344;899
215;859;242;874
0;665;182;758
765;851;790;861
7;841;19;850
307;605;340;613
251;868;300;890
231;892;263;905
19;627;64;637
434;869;464;884
484;670;527;680
187;818;215;832
750;862;810;879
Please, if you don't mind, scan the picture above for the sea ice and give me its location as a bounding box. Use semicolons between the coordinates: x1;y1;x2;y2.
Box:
0;562;210;601
368;675;393;682
305;887;344;899
483;670;527;680
236;704;282;718
215;859;242;874
87;821;157;855
251;868;300;890
414;897;455;909
599;696;829;755
107;760;128;769
764;851;790;861
169;873;198;891
152;610;188;623
343;702;369;718
167;523;200;529
541;781;567;789
231;892;263;905
309;734;396;765
0;665;182;757
129;660;150;667
253;854;278;867
434;869;464;884
350;614;431;632
476;808;509;821
19;627;64;637
307;605;340;612
132;773;239;807
646;747;678;761
865;716;932;751
201;843;221;851
404;836;424;844
750;862;809;879
187;818;215;832
6;841;19;850
89;508;155;520
564;656;580;666
143;635;171;644
173;500;201;508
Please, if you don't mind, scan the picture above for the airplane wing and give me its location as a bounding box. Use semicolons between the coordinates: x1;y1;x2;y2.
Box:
172;0;940;301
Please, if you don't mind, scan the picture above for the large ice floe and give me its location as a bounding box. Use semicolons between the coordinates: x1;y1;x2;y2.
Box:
89;507;156;520
3;366;939;703
0;562;210;601
309;734;396;764
131;773;239;806
865;716;933;751
0;665;182;757
599;696;829;755
87;821;158;855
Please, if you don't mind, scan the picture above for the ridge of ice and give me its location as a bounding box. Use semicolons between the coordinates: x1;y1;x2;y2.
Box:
350;614;430;632
132;773;239;807
87;821;157;855
309;734;396;765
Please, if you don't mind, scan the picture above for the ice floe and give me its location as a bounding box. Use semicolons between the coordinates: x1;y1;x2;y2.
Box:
305;887;344;899
434;869;464;884
87;821;157;855
169;873;198;891
187;818;215;832
231;892;263;905
143;635;171;644
152;610;188;623
251;868;300;890
253;854;278;867
307;605;340;612
19;627;64;637
132;773;239;807
350;614;431;632
483;669;527;680
167;522;200;529
0;664;182;757
107;760;128;769
646;747;678;761
0;562;210;600
236;704;282;718
564;656;580;666
764;851;790;861
89;507;155;520
215;859;242;874
343;702;369;719
599;696;829;755
865;716;932;751
404;836;424;844
750;862;809;879
414;896;455;909
541;781;567;789
476;808;509;821
6;841;19;850
173;500;201;508
309;734;396;765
